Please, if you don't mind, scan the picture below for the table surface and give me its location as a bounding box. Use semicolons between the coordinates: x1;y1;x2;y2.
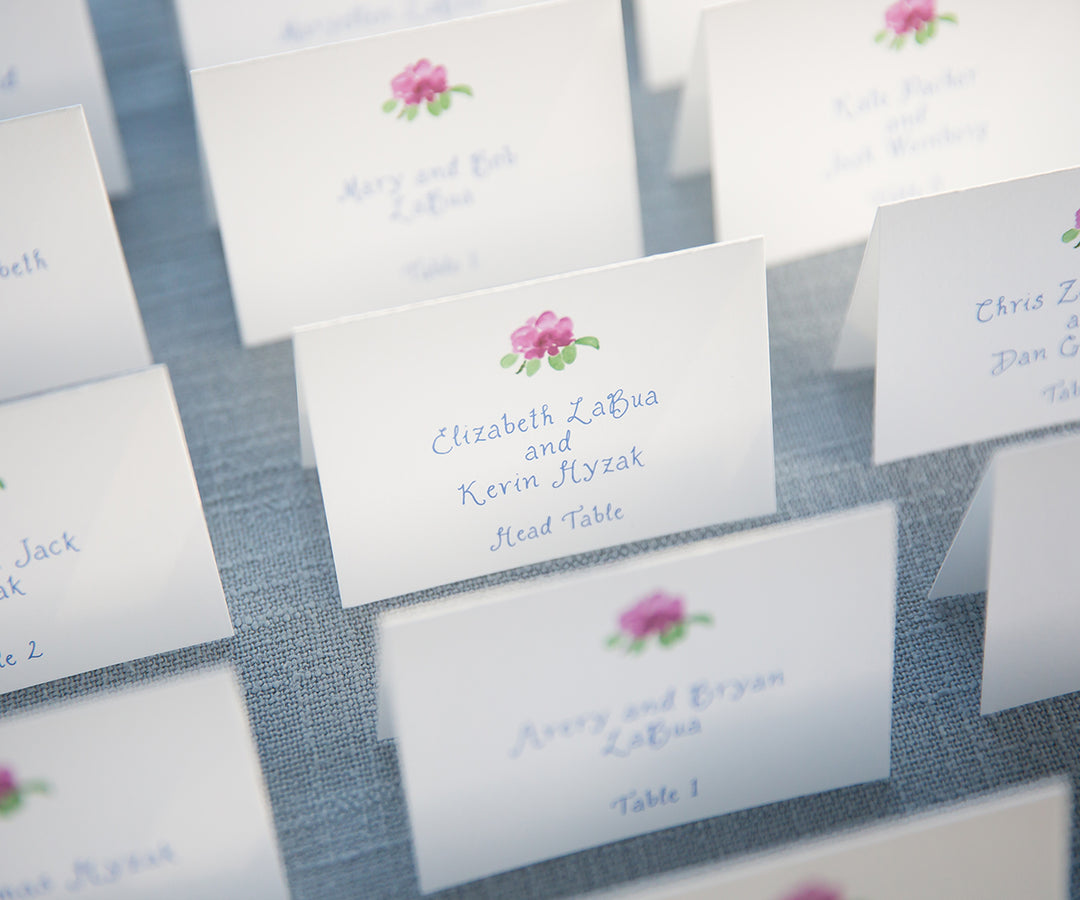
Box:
4;1;1080;897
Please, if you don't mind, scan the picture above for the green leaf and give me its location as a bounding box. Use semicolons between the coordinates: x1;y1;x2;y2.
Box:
927;18;937;37
427;100;442;116
938;12;957;23
605;633;623;649
21;781;48;796
891;35;904;49
874;30;887;43
689;613;713;626
406;105;419;121
659;629;676;647
450;84;473;96
440;91;451;110
548;354;565;371
575;336;600;350
0;792;21;815
562;344;577;365
382;99;398;113
1063;228;1080;244
525;359;541;377
914;26;927;43
500;353;519;369
629;638;646;655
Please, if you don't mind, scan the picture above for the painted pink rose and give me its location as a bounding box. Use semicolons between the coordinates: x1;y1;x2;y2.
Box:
779;886;845;900
511;311;575;360
1075;208;1080;229
619;591;685;639
0;768;16;798
391;59;449;106
885;0;935;34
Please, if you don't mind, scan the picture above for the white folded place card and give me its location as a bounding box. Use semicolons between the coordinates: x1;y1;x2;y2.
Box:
0;0;130;195
381;503;897;892
192;0;643;346
598;779;1069;900
0;366;232;695
0;669;290;899
0;106;150;404
294;240;775;607
631;0;710;92
833;165;1080;464
670;0;1080;264
930;432;1080;714
175;0;544;69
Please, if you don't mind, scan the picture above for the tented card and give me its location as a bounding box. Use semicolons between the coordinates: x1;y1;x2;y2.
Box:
294;240;775;607
930;432;1080;714
597;779;1069;900
0;0;130;195
0;107;150;404
670;0;1080;264
0;366;233;695
175;0;545;70
632;0;710;92
833;166;1080;464
192;0;643;346
381;503;897;892
0;669;290;899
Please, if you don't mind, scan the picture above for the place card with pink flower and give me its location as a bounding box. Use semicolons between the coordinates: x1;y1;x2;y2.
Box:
191;0;642;346
295;240;775;608
671;0;1080;264
834;164;1080;465
379;503;897;892
0;670;291;899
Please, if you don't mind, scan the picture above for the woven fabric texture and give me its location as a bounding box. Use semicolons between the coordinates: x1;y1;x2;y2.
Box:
2;1;1079;897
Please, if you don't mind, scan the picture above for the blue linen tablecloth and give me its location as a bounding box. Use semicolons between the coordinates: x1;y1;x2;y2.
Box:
3;1;1079;896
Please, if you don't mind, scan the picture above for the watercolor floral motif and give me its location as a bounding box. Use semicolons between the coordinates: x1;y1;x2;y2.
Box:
0;766;49;819
382;59;472;121
606;591;712;655
500;311;599;376
1063;209;1080;248
875;0;956;49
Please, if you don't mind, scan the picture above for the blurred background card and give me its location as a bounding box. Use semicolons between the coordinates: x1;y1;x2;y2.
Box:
0;669;290;899
192;0;643;345
0;107;150;404
0;0;130;195
671;0;1080;264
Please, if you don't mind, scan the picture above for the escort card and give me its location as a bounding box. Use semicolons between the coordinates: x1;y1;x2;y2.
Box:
930;433;1080;714
0;107;150;404
0;366;233;695
833;165;1080;464
380;503;897;892
0;669;290;899
294;240;775;607
598;779;1069;900
192;0;643;346
670;0;1080;264
175;0;544;70
0;0;130;195
632;0;710;92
